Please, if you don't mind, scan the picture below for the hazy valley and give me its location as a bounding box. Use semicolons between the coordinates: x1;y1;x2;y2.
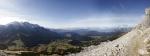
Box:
0;21;131;56
0;0;149;56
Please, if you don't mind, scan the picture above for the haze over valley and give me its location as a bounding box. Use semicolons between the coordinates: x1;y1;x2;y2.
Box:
0;0;150;56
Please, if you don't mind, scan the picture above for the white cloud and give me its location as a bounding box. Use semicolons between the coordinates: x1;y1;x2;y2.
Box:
48;14;142;29
0;0;29;25
0;0;143;29
0;17;28;25
0;0;18;10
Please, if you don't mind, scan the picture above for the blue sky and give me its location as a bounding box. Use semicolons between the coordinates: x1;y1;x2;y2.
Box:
0;0;150;28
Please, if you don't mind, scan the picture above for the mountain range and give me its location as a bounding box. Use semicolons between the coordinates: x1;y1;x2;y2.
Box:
0;22;61;48
67;8;150;56
0;21;131;52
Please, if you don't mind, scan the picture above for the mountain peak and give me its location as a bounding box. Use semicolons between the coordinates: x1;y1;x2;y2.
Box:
0;21;61;47
145;8;150;15
8;21;32;25
136;8;150;30
6;21;40;29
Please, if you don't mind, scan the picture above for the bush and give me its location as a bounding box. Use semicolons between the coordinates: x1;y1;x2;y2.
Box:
47;41;82;55
18;52;39;56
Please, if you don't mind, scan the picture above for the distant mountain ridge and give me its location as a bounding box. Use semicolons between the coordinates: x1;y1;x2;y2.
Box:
0;21;131;53
0;22;61;48
67;8;150;56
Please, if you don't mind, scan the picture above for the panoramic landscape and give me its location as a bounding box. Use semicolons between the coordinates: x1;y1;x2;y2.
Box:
0;0;150;56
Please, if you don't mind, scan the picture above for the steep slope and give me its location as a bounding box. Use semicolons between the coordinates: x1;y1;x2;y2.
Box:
67;8;150;56
0;22;61;48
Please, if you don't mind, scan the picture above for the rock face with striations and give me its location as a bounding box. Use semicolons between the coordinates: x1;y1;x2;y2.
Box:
67;8;150;56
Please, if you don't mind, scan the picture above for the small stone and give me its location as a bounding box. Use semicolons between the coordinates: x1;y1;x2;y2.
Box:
144;38;150;44
115;44;119;47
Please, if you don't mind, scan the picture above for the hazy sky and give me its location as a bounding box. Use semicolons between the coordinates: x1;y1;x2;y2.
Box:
0;0;150;28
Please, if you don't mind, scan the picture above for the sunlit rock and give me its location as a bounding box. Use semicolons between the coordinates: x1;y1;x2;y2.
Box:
67;8;150;56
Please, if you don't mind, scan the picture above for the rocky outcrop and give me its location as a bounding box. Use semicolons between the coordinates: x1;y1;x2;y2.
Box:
0;50;7;56
136;8;150;30
67;8;150;56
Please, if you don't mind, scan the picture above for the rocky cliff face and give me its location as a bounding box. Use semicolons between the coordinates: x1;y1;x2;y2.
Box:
136;8;150;30
67;8;150;56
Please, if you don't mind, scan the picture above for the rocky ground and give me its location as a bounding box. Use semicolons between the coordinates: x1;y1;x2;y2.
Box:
0;50;8;56
67;8;150;56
